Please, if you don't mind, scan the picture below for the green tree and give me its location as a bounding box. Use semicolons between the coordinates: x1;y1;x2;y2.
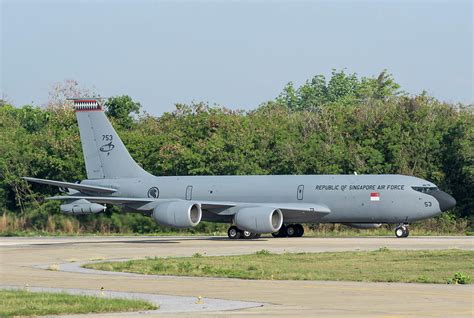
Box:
1;71;472;234
105;95;141;128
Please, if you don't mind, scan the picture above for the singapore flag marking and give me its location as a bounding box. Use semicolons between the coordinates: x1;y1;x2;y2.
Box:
370;192;380;201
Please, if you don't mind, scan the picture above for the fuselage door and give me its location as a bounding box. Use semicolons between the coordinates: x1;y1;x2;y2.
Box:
297;185;304;200
185;185;193;200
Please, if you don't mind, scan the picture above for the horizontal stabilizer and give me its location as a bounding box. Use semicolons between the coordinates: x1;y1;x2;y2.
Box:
23;177;117;194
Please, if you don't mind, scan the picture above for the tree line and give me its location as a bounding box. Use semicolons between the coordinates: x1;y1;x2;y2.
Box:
0;70;472;234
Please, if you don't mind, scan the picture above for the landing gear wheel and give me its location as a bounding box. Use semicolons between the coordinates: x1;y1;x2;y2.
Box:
286;224;297;237
242;230;256;239
395;227;404;238
228;226;241;239
395;225;409;238
403;228;410;238
272;225;288;238
294;224;304;237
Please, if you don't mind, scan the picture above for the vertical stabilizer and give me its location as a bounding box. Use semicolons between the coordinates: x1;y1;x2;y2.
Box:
73;99;149;179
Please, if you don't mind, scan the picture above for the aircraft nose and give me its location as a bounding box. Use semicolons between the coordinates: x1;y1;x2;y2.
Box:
431;190;456;212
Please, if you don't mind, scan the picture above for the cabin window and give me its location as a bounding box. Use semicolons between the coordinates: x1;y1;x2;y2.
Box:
412;186;438;193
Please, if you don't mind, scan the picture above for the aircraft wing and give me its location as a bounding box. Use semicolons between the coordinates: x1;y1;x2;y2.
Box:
249;202;330;214
23;177;117;194
46;195;330;214
46;195;153;204
198;201;330;214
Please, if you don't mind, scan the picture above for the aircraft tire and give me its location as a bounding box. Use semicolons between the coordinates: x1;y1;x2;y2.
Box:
272;225;288;238
395;227;404;238
395;225;409;238
241;230;256;239
294;224;304;237
228;226;241;239
403;228;410;237
286;224;298;237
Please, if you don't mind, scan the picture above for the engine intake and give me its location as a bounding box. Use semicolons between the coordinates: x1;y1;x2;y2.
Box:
234;207;283;234
152;201;202;228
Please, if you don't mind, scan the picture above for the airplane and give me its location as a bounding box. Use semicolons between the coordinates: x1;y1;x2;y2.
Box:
24;98;456;239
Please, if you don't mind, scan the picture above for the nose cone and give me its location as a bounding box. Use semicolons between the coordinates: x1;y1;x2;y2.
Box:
431;190;456;212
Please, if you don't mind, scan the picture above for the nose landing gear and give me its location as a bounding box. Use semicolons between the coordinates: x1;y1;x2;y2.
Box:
395;224;409;238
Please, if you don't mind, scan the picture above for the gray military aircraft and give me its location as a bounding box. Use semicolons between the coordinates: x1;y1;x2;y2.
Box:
24;98;456;239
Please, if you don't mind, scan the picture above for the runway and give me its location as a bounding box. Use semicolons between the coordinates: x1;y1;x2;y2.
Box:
1;236;473;317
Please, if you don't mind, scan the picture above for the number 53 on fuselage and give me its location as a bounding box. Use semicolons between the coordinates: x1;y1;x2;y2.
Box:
24;99;456;239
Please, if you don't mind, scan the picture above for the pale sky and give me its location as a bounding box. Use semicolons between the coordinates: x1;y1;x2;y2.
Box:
1;0;473;115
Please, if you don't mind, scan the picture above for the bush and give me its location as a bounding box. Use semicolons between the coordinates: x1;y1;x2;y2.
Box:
255;249;271;256
447;272;470;284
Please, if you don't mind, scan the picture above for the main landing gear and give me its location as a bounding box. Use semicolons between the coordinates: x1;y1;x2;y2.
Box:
227;226;261;240
395;224;410;238
271;224;304;238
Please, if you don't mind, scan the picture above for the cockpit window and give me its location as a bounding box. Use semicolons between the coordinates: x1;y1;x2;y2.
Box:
412;186;438;193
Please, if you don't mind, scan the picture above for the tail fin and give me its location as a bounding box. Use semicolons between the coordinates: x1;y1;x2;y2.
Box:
73;98;150;179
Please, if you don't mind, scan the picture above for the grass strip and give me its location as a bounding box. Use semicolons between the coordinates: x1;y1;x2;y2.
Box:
85;249;473;284
0;290;157;317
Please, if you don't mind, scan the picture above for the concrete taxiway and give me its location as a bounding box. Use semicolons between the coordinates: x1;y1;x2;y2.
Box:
0;236;473;317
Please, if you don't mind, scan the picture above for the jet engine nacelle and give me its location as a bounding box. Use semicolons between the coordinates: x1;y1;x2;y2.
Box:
152;201;202;228
234;207;283;234
60;199;106;214
347;223;382;229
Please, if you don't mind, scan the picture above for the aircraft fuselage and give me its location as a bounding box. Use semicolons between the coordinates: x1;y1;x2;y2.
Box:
84;173;453;224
